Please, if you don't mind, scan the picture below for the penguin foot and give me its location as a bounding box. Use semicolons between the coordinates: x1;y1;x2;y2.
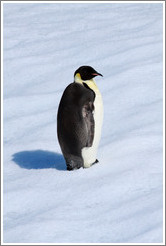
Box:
67;165;81;171
91;159;99;166
65;157;83;171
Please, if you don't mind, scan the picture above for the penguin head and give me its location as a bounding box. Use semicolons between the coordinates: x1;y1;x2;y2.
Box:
74;66;103;83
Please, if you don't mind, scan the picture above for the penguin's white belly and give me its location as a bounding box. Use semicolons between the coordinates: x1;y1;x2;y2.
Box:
82;92;103;168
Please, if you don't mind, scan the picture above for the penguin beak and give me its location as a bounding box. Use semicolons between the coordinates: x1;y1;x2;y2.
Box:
92;72;103;77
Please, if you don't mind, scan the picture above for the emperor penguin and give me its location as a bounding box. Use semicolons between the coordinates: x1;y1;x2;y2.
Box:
57;66;103;171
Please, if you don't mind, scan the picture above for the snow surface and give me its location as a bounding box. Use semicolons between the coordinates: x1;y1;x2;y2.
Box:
3;2;163;244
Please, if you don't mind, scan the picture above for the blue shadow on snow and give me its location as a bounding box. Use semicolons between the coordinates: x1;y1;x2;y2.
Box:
12;150;66;171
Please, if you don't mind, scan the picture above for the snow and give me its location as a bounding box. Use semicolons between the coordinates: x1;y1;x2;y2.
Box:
2;2;164;244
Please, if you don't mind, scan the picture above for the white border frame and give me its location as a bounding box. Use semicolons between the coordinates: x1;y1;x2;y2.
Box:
1;1;165;245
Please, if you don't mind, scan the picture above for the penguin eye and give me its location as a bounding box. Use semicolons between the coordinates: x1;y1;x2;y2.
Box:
82;70;93;80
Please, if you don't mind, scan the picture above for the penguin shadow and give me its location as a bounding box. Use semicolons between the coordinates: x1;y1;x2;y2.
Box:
12;150;66;171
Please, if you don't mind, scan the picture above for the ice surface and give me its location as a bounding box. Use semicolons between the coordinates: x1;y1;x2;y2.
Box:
3;2;163;243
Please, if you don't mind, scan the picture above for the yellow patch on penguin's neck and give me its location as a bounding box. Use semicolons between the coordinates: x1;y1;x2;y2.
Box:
74;73;82;84
74;73;99;92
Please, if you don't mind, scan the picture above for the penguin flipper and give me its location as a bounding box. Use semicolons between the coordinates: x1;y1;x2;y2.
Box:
82;101;95;147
